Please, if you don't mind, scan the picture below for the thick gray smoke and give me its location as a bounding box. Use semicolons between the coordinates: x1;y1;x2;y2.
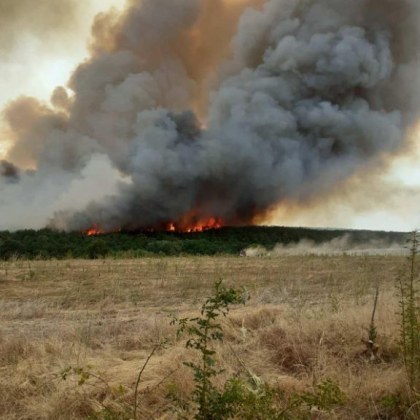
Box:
2;0;420;231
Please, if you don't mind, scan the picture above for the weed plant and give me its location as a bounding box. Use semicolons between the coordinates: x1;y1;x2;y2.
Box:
172;280;246;419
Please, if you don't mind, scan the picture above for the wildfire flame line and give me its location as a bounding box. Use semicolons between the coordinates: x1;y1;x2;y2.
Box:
84;217;223;235
85;224;105;236
166;216;223;233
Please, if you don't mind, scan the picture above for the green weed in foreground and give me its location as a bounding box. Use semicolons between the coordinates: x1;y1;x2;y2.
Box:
171;280;247;419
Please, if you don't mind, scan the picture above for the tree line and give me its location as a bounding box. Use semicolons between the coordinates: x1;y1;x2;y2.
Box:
0;226;406;260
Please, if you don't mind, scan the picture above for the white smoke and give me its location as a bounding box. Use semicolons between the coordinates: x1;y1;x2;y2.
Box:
1;0;419;231
242;234;407;257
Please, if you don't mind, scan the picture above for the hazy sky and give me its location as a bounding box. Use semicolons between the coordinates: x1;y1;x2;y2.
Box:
0;0;122;148
0;0;419;232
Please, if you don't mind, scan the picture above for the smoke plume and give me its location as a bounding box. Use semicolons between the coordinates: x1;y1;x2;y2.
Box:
1;0;420;231
242;235;407;257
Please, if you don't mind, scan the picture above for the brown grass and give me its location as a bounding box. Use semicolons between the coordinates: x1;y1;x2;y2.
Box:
0;255;416;419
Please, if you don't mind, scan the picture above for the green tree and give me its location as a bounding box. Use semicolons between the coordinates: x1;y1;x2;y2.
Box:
87;240;108;259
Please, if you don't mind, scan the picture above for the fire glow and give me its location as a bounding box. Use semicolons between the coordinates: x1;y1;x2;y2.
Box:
166;216;223;233
84;217;223;236
85;224;105;236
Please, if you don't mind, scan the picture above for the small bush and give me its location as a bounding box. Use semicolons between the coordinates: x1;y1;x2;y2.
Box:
172;280;246;419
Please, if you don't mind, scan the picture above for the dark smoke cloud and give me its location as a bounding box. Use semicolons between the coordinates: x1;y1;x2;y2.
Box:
1;0;420;231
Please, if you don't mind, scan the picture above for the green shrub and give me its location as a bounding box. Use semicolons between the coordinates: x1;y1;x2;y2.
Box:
172;280;246;419
87;240;108;259
296;379;346;412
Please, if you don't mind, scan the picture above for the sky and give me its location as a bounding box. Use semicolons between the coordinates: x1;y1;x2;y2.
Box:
0;0;123;155
0;0;419;232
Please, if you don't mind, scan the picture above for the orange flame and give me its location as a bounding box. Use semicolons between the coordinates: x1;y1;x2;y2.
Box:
85;224;105;236
165;216;223;233
167;222;176;232
185;217;223;232
84;216;223;235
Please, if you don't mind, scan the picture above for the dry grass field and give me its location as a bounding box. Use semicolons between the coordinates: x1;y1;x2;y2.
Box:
0;255;417;419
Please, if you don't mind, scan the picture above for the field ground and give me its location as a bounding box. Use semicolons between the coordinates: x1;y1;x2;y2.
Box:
0;256;417;419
